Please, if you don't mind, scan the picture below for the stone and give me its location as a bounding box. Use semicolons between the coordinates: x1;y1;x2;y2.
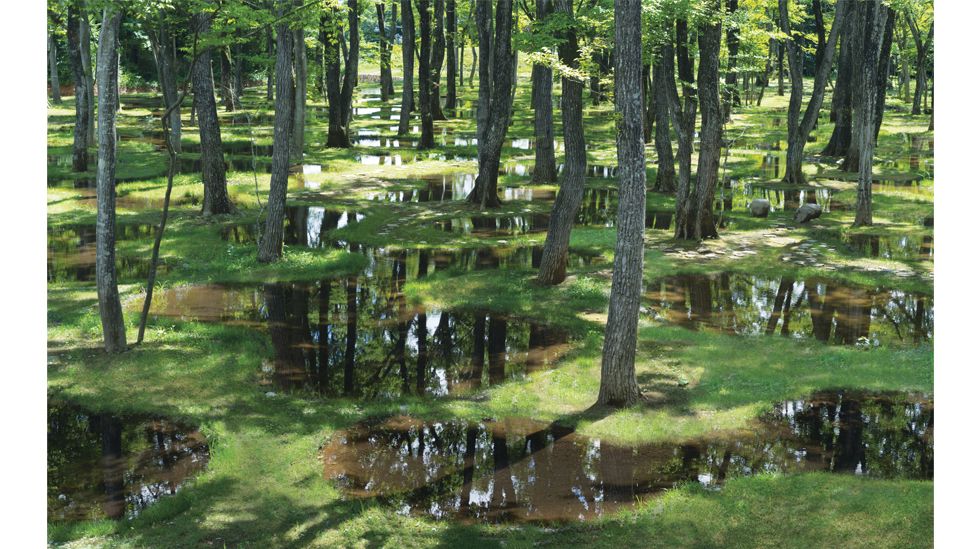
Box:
793;203;823;223
749;199;771;217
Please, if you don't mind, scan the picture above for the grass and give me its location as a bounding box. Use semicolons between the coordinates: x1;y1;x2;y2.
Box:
46;65;933;547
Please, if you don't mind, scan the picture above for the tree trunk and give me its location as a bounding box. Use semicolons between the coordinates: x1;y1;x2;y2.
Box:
467;0;514;208
292;27;307;161
722;0;739;120
80;13;95;146
398;0;415;136
324;11;348;147
531;0;556;184
469;45;477;85
340;0;360;132
598;0;644;407
536;0;584;285
258;9;296;263
823;10;853;156
219;48;238;111
780;0;847;184
417;0;435;147
48;32;62;103
66;7;90;172
430;0;447;120
266;25;275;100
147;25;181;154
652;57;676;193
688;1;722;240
854;4;890;227
192;13;233;216
777;37;784;95
667;18;698;238
95;8;126;353
907;13;933;116
474;0;491;159
377;3;392;101
841;3;868;172
446;0;458;110
873;10;895;141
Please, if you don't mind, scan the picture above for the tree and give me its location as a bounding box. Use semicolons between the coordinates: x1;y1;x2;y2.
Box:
536;0;586;285
430;0;448;120
779;0;846;184
258;1;296;263
467;0;516;208
377;2;394;101
324;3;350;146
95;6;127;353
664;17;699;239
66;4;92;172
145;11;182;153
905;3;933;116
340;0;360;131
417;0;435;148
530;0;557;184
397;0;415;136
48;12;62;104
722;0;739;120
853;3;892;227
192;10;234;215
445;0;458;110
598;0;644;407
292;22;307;161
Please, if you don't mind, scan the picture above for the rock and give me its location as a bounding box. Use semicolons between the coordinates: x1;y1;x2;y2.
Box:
793;203;823;223
749;199;771;217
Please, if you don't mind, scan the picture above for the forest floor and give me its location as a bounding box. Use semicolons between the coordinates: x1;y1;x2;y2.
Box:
47;72;933;547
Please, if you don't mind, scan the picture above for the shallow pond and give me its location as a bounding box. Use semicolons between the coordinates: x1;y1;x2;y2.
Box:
646;273;933;346
48;398;209;521
322;390;932;523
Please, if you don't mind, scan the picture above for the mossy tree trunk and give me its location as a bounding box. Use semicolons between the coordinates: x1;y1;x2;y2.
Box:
192;12;233;216
536;0;585;285
446;0;457;110
530;0;557;184
853;3;891;228
598;0;644;407
652;57;676;193
258;6;295;263
95;7;126;353
417;0;435;148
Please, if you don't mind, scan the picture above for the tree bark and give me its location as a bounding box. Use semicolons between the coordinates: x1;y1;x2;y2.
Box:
80;11;95;148
652;57;675;193
398;0;415;136
598;0;644;407
467;0;515;208
666;18;698;238
292;26;307;161
907;13;933;116
324;9;350;146
417;0;435;147
873;10;896;141
687;1;722;240
473;0;491;161
446;0;458;110
377;3;393;101
340;0;360;132
95;7;126;353
147;24;181;154
430;0;447;120
780;0;846;184
266;24;275;100
66;6;90;172
531;0;557;184
258;8;296;263
192;13;233;216
536;0;584;285
823;10;853;156
722;0;739;120
48;31;62;104
853;4;890;227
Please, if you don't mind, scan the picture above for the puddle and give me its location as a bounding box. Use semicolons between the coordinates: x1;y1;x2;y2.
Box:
646;273;933;346
48;398;209;521
434;214;550;237
322;389;932;523
843;233;934;262
47;223;162;282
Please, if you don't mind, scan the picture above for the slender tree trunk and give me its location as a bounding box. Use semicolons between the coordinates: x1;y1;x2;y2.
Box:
780;0;847;184
667;19;698;238
430;0;447;120
873;10;895;141
95;8;126;353
854;4;890;227
598;0;644;407
67;7;90;172
48;32;62;103
418;0;435;147
531;0;556;184
474;0;491;158
469;45;477;85
219;48;238;111
756;38;773;106
340;0;360;132
192;13;233;215
777;37;784;95
377;3;392;101
266;24;275;100
468;0;515;208
652;57;675;193
80;13;95;146
398;0;414;136
907;14;932;116
292;26;307;161
446;0;458;110
147;25;181;154
324;10;349;147
537;0;584;285
722;0;739;120
258;8;296;263
823;10;853;156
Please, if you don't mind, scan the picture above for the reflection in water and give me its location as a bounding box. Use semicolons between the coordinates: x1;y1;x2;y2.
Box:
647;273;933;346
323;390;932;523
843;233;934;262
47;223;160;282
48;400;209;521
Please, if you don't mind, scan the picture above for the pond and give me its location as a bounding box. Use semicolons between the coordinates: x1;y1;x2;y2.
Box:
48;398;209;522
645;273;933;346
321;390;932;523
